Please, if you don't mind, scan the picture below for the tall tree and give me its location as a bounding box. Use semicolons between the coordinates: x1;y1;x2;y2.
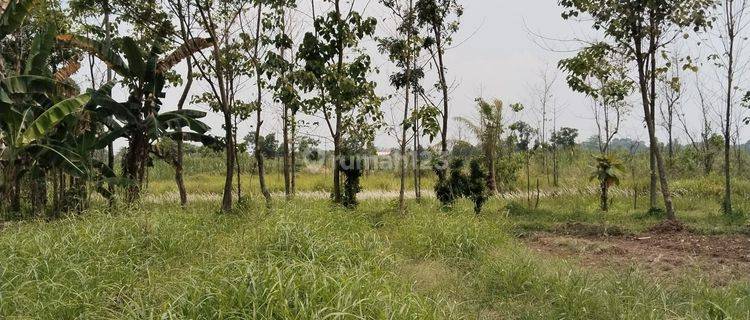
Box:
710;0;749;215
189;0;245;212
297;0;382;204
415;0;462;164
560;0;714;220
379;0;424;211
261;1;299;200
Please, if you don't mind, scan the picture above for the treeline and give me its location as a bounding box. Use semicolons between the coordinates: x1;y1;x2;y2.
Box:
0;0;466;216
1;0;749;222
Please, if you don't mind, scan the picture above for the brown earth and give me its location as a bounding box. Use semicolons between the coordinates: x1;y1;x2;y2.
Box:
525;223;750;285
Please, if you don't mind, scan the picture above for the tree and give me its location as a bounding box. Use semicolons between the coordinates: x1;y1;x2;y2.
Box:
456;98;504;193
379;0;424;211
550;127;578;150
510;119;538;209
259;0;299;199
57;33;215;200
709;0;749;215
591;154;624;211
188;0;246;212
164;0;197;207
297;0;382;204
550;126;578;186
415;0;462;169
559;0;714;220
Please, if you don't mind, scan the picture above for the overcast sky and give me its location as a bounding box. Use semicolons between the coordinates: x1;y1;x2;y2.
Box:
98;0;748;151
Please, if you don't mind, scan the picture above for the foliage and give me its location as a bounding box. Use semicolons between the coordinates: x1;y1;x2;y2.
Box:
57;33;217;199
551;127;579;149
591;154;623;188
433;158;488;213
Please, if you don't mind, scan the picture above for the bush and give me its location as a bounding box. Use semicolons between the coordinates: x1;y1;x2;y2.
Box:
434;159;489;214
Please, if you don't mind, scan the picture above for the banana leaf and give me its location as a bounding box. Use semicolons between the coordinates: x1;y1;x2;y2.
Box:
0;0;35;40
56;34;130;77
24;22;56;76
20;93;90;145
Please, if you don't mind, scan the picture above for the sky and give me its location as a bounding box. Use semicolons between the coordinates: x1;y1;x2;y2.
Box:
95;0;748;151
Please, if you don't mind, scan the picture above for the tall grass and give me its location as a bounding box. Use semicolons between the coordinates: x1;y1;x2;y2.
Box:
2;199;747;318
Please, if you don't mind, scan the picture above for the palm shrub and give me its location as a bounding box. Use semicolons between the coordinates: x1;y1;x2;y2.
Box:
56;34;217;200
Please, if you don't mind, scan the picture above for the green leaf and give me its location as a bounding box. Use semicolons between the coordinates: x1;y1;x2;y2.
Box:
20;93;90;144
1;75;76;99
92;126;126;150
166;131;223;150
56;34;130;77
0;0;35;40
120;37;146;78
157;109;209;133
24;22;56;76
88;82;136;123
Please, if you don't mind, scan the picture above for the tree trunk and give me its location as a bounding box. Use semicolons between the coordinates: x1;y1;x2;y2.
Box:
235;116;242;201
333;133;342;203
283;99;291;200
104;7;116;207
4;163;21;213
253;3;271;206
124;130;149;201
221;111;235;212
600;179;609;212
722;26;735;215
636;34;676;220
413;59;422;202
398;1;413;212
435;26;449;156
175;53;192;207
290;112;297;196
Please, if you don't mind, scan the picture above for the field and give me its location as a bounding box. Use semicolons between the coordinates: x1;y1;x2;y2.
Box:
2;156;750;319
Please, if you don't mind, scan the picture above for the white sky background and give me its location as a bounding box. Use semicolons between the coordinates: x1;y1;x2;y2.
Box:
72;0;750;152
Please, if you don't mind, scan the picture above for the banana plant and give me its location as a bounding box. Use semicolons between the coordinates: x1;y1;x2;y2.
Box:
0;0;35;77
590;154;624;212
0;19;92;213
57;34;217;200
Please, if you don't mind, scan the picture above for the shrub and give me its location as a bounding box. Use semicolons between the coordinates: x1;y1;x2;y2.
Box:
434;159;489;214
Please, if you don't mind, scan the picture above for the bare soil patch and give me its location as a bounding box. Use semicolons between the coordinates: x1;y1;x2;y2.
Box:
525;224;750;285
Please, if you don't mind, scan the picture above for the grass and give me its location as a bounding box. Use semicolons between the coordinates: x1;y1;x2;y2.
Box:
1;198;749;319
4;151;750;318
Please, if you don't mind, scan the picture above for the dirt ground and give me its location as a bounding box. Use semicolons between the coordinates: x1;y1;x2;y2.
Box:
525;223;750;285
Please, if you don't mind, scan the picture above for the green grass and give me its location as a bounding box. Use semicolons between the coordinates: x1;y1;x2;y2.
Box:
4;151;750;318
1;198;749;319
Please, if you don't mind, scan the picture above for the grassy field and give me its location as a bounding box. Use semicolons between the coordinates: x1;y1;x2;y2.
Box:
3;154;750;319
1;197;750;319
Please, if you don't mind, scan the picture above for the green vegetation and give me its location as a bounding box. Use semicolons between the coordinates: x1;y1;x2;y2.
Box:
3;0;750;318
1;199;749;319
